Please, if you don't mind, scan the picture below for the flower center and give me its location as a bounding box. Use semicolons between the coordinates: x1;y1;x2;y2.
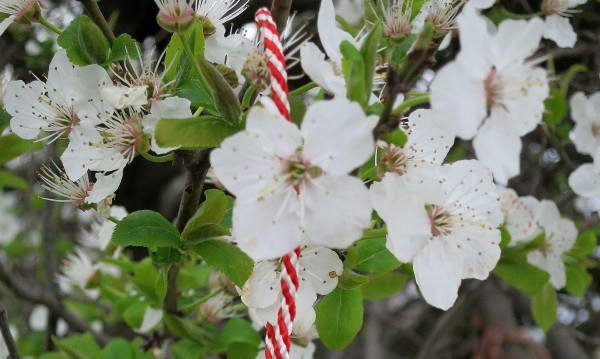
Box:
377;144;409;176
427;204;453;237
285;154;322;188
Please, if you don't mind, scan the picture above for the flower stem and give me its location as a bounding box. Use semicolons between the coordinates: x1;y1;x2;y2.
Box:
180;290;222;312
393;93;430;115
177;30;210;92
141;151;175;163
289;82;317;96
38;16;62;35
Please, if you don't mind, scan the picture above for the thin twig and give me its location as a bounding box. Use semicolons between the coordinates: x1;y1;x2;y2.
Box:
0;305;20;359
163;150;212;315
77;0;117;44
0;261;110;345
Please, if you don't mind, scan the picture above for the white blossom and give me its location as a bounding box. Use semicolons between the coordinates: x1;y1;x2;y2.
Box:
38;162;123;212
569;151;600;211
0;0;38;36
6;50;113;145
570;91;600;158
57;248;101;299
142;96;193;155
430;4;548;184
300;0;359;97
195;0;248;28
376;109;454;177
211;97;374;260
371;160;502;310
242;246;343;336
527;199;577;289
541;0;587;48
498;187;540;245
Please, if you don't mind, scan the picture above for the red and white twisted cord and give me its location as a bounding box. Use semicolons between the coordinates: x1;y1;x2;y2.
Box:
255;7;291;121
255;8;300;359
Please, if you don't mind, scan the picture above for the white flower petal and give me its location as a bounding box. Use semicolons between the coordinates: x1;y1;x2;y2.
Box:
241;261;280;309
302;175;372;249
138;306;162;333
430;62;487;139
473;110;522;185
300;42;346;97
543;15;577;48
0;15;15;36
413;240;463;310
318;0;356;64
85;168;123;204
493;17;544;67
6;80;48;140
371;174;432;263
569;163;600;201
233;190;302;261
299;246;343;295
405;109;455;167
301;98;375;175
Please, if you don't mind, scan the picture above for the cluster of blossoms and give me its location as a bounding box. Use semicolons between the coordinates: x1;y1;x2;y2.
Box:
0;0;597;356
568;92;600;209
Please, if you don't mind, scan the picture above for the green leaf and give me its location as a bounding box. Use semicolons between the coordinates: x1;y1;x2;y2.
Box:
531;282;558;332
289;94;307;127
101;339;135;359
58;15;109;66
152;247;183;264
54;333;102;359
567;231;597;259
315;287;364;350
183;224;230;246
214;318;261;350
544;88;568;127
345;237;402;273
192;239;253;287
198;59;242;126
0;133;43;164
133;258;160;303
163;313;211;344
565;263;592;298
340;40;367;107
227;343;260;359
0;170;28;189
156;266;169;303
78;21;110;64
220;195;235;229
183;189;227;237
164;20;206;83
359;23;382;100
383;128;408;148
107;34;141;64
171;340;208;359
338;269;369;289
155;116;241;150
112;210;181;248
123;301;149;329
38;354;67;359
494;258;550;295
361;272;407;301
176;79;217;114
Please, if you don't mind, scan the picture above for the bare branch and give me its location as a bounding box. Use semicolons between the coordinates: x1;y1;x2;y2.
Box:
0;305;20;359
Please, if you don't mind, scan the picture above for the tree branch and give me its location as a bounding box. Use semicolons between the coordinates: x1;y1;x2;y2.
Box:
270;0;293;34
163;150;212;315
0;261;110;345
0;305;20;359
